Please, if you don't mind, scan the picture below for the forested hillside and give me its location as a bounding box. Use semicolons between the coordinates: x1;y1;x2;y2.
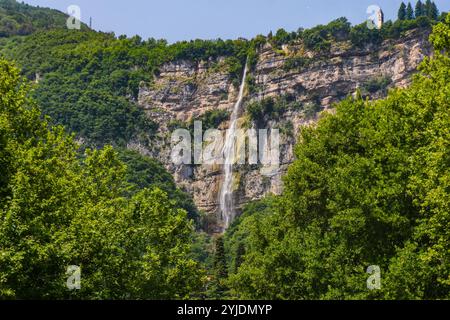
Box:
224;16;450;299
0;0;448;300
0;0;78;36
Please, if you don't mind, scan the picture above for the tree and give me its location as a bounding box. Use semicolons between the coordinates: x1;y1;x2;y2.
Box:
350;22;383;47
415;0;424;17
429;1;439;20
299;18;350;52
0;59;204;299
273;28;290;46
227;15;450;300
118;149;199;222
424;0;433;18
398;2;407;20
208;236;229;298
406;3;415;20
213;237;228;280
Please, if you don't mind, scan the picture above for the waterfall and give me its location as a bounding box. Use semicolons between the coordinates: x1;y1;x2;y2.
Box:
219;61;248;230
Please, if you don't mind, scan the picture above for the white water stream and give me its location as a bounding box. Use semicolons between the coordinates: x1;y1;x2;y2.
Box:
219;61;248;230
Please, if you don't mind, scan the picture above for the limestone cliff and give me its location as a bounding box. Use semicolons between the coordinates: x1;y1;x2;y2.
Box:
136;28;432;229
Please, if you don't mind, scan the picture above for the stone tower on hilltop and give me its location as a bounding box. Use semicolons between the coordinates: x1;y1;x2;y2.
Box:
376;8;385;29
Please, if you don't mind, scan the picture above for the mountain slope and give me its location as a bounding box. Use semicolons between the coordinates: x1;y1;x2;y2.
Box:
0;0;79;37
0;0;445;231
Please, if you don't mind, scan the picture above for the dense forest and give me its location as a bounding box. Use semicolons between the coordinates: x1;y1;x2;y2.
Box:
0;0;449;299
0;0;77;36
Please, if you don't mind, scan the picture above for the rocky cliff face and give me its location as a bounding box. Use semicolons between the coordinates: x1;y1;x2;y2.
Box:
136;28;432;230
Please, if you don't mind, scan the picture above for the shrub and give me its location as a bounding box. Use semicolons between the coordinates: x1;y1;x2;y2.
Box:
362;76;393;94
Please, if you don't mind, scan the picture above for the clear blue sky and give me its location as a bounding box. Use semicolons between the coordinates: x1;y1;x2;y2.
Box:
23;0;450;43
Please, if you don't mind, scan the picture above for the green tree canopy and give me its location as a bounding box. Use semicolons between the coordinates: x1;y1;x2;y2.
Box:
398;2;407;20
226;15;450;300
0;59;204;299
429;1;439;20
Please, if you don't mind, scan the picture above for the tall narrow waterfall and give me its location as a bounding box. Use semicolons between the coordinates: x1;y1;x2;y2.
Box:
219;61;248;230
